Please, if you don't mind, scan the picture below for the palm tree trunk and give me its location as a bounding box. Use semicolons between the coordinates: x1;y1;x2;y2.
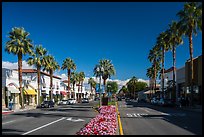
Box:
81;81;83;99
103;79;106;97
18;53;24;109
154;61;157;95
50;70;53;101
162;46;165;99
37;66;41;105
78;81;80;102
68;69;71;98
189;32;194;106
172;45;176;100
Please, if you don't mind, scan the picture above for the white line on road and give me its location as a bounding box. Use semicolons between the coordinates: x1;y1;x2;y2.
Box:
22;117;66;135
2;120;16;125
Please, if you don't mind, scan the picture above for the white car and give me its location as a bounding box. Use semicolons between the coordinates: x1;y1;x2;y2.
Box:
68;99;76;105
59;100;68;105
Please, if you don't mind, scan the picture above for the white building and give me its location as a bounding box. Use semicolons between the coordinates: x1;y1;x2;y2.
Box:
159;67;176;99
21;69;62;103
2;68;21;110
62;80;92;102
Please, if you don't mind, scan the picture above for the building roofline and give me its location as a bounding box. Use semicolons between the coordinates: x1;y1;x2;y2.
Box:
13;69;61;79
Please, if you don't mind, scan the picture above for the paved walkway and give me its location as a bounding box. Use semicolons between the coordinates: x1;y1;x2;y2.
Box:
2;105;36;115
176;105;202;113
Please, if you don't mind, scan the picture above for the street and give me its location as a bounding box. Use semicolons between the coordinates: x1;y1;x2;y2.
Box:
2;101;98;135
118;100;202;135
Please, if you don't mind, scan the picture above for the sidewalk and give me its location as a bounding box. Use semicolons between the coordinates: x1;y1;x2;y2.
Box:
2;105;36;115
176;105;202;113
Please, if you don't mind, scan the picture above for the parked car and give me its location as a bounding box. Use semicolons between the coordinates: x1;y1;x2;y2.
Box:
41;100;55;108
158;98;175;107
68;98;76;105
117;97;122;101
59;100;68;105
82;98;89;103
151;97;160;105
94;97;100;101
125;98;130;102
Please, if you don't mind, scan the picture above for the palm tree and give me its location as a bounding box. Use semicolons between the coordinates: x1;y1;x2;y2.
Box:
177;2;202;106
75;72;81;102
168;21;183;100
70;72;77;92
156;31;171;98
5;27;34;109
61;58;76;98
27;45;47;105
79;72;85;100
88;77;96;99
120;86;128;97
43;55;60;101
148;46;162;94
146;67;155;98
99;59;116;96
126;76;138;100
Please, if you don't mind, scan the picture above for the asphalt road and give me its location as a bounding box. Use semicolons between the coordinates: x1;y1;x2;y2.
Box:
118;100;202;135
2;101;98;135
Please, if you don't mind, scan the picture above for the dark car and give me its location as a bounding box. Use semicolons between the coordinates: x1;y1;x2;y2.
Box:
41;100;55;108
94;97;100;101
82;98;89;103
117;97;122;101
158;98;175;107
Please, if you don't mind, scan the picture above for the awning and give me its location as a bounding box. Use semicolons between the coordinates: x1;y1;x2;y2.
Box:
64;83;68;86
24;89;37;95
60;91;67;96
144;90;161;94
7;87;20;93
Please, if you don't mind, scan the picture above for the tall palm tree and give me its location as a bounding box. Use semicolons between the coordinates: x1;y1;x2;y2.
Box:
99;59;116;96
148;46;162;94
156;31;171;98
43;55;60;101
126;76;138;100
120;86;128;97
79;72;85;100
75;72;81;102
5;27;34;109
168;21;183;100
70;72;77;92
177;2;202;106
88;77;96;99
146;67;155;98
61;58;76;98
27;45;47;105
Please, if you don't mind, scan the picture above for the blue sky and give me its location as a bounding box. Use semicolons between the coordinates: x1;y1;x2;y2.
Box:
2;2;202;81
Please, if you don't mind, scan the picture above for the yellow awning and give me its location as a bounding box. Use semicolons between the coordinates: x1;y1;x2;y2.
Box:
24;89;37;95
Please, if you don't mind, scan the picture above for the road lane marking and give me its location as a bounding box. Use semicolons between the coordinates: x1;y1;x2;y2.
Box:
22;117;66;135
66;117;85;122
126;113;148;117
2;120;16;125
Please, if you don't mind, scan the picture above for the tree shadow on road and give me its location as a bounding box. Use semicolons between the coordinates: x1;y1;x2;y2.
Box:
121;101;202;135
2;128;25;135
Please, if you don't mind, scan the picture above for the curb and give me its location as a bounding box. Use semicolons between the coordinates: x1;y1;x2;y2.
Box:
116;102;124;135
2;111;14;115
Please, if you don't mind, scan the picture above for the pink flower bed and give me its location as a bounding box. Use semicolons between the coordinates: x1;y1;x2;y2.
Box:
76;105;117;135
